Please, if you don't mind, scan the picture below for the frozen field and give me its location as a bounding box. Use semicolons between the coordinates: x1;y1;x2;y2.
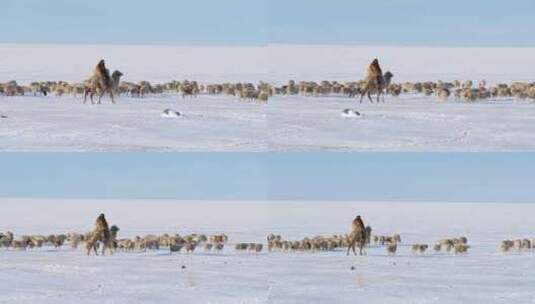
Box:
1;199;535;304
1;94;535;151
1;44;535;151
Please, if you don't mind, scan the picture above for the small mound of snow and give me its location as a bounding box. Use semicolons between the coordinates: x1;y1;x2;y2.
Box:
161;109;181;118
341;109;361;118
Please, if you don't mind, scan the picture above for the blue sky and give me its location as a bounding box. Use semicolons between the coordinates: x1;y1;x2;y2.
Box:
2;0;534;46
0;153;534;202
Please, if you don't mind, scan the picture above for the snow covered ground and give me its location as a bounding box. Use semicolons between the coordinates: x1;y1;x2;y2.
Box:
1;44;535;151
2;94;535;151
1;199;535;304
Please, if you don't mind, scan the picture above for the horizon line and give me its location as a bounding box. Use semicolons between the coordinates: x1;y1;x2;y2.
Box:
1;42;535;49
1;197;533;204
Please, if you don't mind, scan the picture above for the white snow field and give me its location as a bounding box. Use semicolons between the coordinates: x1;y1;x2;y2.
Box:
2;94;535;151
1;44;535;151
1;199;535;304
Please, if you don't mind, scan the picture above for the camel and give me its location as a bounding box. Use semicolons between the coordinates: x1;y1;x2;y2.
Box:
86;213;112;256
347;215;367;256
360;59;387;103
83;60;120;104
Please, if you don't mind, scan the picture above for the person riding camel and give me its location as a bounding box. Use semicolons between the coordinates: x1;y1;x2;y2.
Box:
93;59;111;89
352;215;366;233
93;213;111;244
347;215;368;255
366;58;383;86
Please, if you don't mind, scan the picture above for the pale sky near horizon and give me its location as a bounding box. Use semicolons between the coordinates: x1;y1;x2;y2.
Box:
0;153;534;202
2;0;534;46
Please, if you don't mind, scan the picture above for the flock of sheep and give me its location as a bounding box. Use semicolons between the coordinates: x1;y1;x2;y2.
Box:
500;238;535;252
0;79;270;103
2;229;534;257
2;77;535;103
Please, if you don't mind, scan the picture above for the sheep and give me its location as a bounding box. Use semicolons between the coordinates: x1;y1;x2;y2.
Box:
254;244;263;253
521;239;531;250
185;242;197;253
0;231;14;247
372;235;379;245
170;244;184;254
386;242;397;255
501;240;514;252
438;88;450;101
204;243;214;252
210;234;228;244
235;243;248;252
411;244;428;254
454;244;470;254
513;239;523;251
67;233;83;249
214;243;224;253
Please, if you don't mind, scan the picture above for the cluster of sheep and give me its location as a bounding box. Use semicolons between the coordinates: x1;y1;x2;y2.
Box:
396;80;535;102
431;237;470;254
0;231;86;250
266;233;351;252
235;243;264;253
369;234;470;256
269;76;393;98
500;238;535;252
114;233;231;254
0;79;270;103
0;230;267;256
269;79;535;102
6;229;535;257
405;237;470;256
371;234;402;255
3;78;535;103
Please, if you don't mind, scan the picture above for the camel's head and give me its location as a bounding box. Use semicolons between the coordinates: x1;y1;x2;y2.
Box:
112;70;123;78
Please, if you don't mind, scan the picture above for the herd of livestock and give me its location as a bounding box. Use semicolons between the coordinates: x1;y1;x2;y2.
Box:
2;229;535;257
2;76;535;103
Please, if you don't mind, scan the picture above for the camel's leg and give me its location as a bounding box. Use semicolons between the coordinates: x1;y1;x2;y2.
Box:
359;90;366;103
109;90;115;104
83;90;89;104
367;91;373;103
